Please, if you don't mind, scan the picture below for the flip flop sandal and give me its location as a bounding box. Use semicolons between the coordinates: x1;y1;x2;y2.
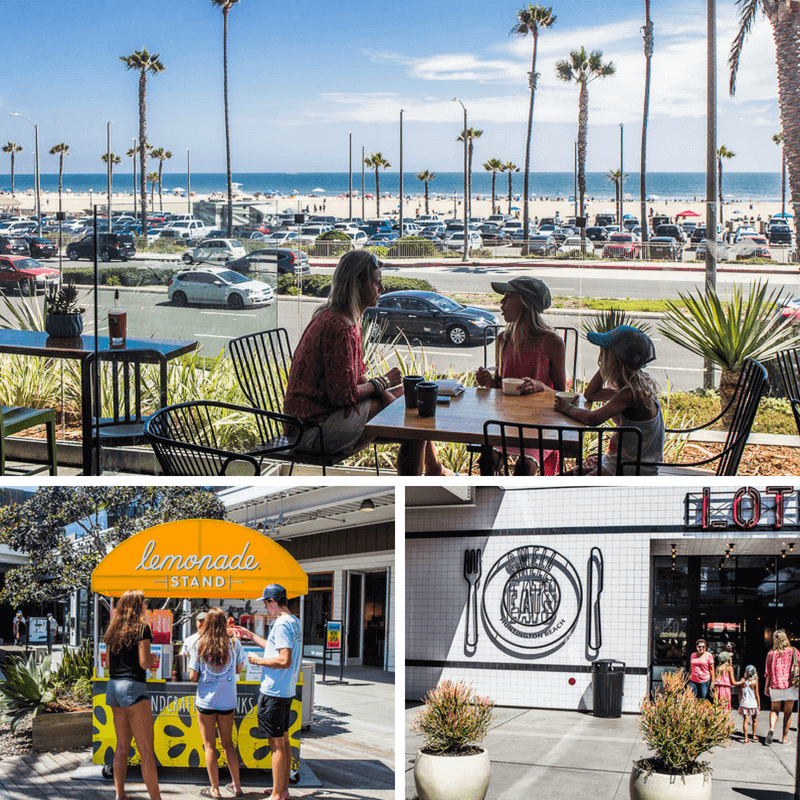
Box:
200;789;222;799
226;785;244;797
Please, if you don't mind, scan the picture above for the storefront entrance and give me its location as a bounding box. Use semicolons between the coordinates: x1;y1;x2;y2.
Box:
652;554;800;705
346;570;388;667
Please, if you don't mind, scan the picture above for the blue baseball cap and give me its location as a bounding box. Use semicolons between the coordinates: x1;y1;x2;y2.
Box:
260;583;287;602
586;325;656;370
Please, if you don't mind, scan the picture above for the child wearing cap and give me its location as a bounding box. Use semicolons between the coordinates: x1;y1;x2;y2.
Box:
477;276;566;474
554;325;663;475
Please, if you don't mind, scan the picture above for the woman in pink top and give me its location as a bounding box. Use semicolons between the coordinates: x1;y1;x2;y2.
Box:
764;629;799;744
689;639;715;700
475;276;566;475
284;250;446;475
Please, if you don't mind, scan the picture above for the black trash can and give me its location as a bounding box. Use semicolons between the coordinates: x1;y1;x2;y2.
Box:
591;659;625;718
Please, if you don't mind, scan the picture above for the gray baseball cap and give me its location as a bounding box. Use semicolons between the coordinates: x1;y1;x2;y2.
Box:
490;276;551;313
260;583;287;602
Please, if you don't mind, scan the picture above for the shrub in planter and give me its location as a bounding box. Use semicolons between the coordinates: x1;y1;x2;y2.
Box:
44;281;86;338
411;680;495;800
631;670;734;800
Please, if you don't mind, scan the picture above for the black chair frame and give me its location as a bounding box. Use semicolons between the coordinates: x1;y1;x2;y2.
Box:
777;347;800;436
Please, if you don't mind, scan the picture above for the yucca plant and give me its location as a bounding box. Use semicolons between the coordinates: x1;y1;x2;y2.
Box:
0;652;56;731
54;637;93;684
636;670;734;777
581;309;653;336
659;281;800;415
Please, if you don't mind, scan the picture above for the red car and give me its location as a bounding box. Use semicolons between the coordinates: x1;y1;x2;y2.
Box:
602;234;640;259
0;254;59;295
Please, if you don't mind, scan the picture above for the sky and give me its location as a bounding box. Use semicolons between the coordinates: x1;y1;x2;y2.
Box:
0;0;785;175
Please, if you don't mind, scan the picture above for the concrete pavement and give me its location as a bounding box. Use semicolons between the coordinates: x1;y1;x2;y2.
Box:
405;704;798;800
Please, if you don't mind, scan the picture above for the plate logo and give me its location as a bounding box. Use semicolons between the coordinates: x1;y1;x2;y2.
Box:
482;545;582;654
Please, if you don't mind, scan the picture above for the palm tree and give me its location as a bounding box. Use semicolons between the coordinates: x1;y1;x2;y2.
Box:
416;170;436;214
119;47;166;236
555;48;616;238
2;142;23;197
101;153;122;175
364;152;390;217
210;0;242;237
512;5;556;251
456;127;483;218
150;147;173;212
48;143;70;211
606;168;627;223
729;0;800;244
716;145;735;226
147;171;159;206
640;0;654;242
483;158;504;213
773;132;786;218
504;161;519;214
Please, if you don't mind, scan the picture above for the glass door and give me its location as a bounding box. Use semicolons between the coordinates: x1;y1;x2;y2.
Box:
347;572;365;665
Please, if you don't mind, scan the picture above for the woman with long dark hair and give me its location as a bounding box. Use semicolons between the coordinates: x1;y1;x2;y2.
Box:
103;589;162;800
284;248;448;474
189;607;246;798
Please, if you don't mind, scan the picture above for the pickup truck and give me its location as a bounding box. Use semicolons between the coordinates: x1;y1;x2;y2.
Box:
159;219;211;241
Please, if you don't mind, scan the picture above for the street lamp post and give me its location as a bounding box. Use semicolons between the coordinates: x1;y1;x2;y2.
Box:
9;112;41;237
106;121;114;233
705;0;718;390
361;145;365;221
453;98;468;262
186;148;191;216
348;132;353;222
399;110;404;239
619;123;624;229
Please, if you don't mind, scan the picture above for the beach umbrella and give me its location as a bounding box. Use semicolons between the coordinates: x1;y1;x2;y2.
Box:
647;194;661;200
774;211;794;218
311;187;325;193
675;209;701;218
510;206;520;210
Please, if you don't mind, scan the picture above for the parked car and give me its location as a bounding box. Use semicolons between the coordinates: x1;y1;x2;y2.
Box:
444;231;483;252
0;255;59;295
66;232;135;262
585;226;607;243
647;236;683;261
0;221;37;236
558;236;590;255
0;236;30;256
264;231;301;246
167;266;274;309
366;233;399;246
227;248;310;275
768;225;792;245
182;238;246;265
159;220;211;240
602;233;640;259
22;236;58;259
735;236;771;260
526;235;558;256
363;290;497;346
695;238;731;262
654;224;686;243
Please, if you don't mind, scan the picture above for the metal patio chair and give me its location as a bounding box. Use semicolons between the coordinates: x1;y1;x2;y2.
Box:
0;405;58;476
777;347;800;437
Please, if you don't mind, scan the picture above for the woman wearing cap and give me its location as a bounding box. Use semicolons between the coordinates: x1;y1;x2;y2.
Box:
284;249;448;475
554;325;663;475
764;629;799;744
476;276;566;474
189;607;246;798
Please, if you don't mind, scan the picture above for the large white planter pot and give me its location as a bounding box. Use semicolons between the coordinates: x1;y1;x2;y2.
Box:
414;747;490;800
629;764;711;800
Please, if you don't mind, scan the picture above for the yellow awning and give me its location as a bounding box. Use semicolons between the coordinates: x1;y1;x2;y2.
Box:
91;519;307;599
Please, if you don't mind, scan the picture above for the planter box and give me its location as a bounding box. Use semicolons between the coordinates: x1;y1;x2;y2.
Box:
32;709;92;751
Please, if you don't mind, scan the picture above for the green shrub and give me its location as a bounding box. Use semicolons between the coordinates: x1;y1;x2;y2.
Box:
0;652;56;730
318;230;350;241
62;266;174;287
54;638;93;684
382;276;437;293
276;274;437;297
385;236;436;258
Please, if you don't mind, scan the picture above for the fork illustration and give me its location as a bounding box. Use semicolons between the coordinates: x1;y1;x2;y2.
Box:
464;548;482;648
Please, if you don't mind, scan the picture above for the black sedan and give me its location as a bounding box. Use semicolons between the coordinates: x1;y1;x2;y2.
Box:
23;236;58;259
363;290;498;346
227;248;311;275
0;236;30;256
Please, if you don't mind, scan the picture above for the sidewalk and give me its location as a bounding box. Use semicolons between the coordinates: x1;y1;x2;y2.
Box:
405;704;797;800
0;665;394;800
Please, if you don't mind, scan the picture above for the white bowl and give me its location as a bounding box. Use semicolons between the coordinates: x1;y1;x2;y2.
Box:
502;378;524;396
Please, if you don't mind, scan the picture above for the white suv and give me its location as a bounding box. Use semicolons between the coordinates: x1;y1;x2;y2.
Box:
182;238;246;264
168;266;274;309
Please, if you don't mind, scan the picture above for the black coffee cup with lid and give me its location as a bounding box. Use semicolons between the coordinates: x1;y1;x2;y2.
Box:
403;375;423;409
416;381;439;417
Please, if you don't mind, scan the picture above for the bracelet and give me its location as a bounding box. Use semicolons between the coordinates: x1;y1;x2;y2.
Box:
368;377;387;395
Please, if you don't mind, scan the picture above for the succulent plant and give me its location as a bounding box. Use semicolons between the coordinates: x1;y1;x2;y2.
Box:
45;281;86;315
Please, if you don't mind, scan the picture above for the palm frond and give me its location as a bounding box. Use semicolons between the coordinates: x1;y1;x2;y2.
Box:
729;0;761;95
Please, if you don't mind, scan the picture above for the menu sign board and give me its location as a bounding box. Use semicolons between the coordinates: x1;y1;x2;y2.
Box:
326;621;342;651
151;609;173;645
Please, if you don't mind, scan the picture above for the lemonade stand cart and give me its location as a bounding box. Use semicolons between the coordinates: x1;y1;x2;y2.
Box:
90;519;309;777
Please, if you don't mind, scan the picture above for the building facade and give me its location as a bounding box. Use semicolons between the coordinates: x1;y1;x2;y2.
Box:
406;484;799;712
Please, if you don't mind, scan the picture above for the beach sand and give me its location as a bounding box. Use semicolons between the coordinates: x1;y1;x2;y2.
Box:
1;189;786;226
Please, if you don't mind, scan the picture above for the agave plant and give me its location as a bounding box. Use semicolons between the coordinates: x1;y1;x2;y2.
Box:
659;281;800;412
54;637;93;684
581;308;653;336
0;652;56;731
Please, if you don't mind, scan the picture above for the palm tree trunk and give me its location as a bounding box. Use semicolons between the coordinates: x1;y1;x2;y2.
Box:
508;171;513;214
138;70;148;236
782;149;787;218
467;142;473;219
58;155;63;209
10;153;15;197
640;4;653;242
768;2;800;246
158;161;163;212
424;182;429;214
491;173;496;212
375;169;381;218
223;8;233;237
577;83;589;225
522;33;539;257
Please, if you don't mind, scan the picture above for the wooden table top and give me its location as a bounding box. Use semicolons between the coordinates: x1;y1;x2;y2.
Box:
364;386;584;446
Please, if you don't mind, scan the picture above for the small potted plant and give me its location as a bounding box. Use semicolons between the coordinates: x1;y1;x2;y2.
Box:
410;680;495;800
45;281;86;338
631;670;735;800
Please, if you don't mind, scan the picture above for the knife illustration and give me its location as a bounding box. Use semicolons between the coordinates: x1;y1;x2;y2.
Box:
587;546;603;652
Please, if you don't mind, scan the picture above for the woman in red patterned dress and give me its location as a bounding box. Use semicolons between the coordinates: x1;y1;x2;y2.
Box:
476;276;566;474
284;249;447;474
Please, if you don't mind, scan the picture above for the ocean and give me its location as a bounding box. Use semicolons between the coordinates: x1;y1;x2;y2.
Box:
0;171;784;202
